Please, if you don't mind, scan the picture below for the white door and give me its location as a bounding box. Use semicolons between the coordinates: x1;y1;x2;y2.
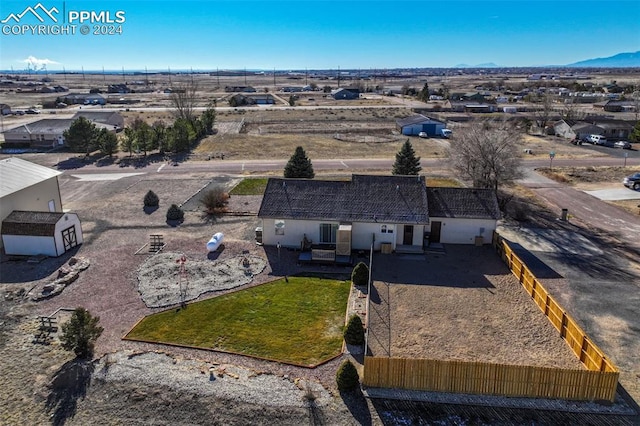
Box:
48;200;55;212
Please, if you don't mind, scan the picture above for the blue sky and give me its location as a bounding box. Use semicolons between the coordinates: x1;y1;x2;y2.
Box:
0;0;639;71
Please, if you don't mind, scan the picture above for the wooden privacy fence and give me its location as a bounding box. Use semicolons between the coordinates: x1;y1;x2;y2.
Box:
362;234;619;402
363;357;619;401
494;234;618;375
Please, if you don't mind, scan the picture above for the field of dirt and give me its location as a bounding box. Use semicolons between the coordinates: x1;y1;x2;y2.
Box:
367;247;584;369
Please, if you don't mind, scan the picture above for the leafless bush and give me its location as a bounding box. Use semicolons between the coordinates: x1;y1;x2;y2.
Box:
200;187;229;214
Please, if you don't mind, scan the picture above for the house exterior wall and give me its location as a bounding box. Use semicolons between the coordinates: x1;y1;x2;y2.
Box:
396;224;426;246
261;218;422;250
2;235;57;256
3;129;65;148
554;122;575;139
435;218;496;244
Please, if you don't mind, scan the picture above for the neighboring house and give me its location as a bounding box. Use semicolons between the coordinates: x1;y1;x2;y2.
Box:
0;103;11;115
331;87;360;100
2;118;116;148
0;157;63;250
2;211;83;257
229;94;276;106
225;86;256;93
72;111;125;131
257;175;500;256
107;84;131;94
57;93;106;105
396;114;446;136
554;119;634;141
596;119;634;140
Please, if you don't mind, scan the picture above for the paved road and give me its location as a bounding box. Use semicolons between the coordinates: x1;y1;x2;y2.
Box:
54;156;640;176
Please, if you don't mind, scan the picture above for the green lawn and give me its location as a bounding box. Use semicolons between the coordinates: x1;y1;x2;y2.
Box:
229;178;268;195
126;275;351;366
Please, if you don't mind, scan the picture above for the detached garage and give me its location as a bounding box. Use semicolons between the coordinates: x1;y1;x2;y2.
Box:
396;114;446;137
2;211;83;257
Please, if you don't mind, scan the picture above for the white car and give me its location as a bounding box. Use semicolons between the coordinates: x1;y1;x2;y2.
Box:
614;141;631;149
418;132;428;138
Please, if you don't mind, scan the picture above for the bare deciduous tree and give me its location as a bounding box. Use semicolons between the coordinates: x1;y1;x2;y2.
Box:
532;93;554;132
170;81;198;124
448;121;524;191
560;98;585;121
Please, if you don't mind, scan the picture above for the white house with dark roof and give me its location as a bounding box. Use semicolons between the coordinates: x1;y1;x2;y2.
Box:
257;175;501;256
258;175;429;253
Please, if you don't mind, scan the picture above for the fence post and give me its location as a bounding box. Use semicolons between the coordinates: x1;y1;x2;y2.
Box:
560;312;567;338
580;335;588;363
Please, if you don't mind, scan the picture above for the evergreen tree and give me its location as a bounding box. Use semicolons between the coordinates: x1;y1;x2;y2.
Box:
392;140;422;175
343;314;365;345
284;146;315;178
63;117;98;155
336;360;359;391
97;128;118;157
630;121;640;143
418;82;430;102
60;308;104;359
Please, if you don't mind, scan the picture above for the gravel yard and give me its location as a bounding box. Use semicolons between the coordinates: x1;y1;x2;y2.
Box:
367;246;585;369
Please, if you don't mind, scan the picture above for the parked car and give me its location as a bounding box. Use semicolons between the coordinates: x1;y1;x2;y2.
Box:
418;131;428;138
614;141;631;149
26;108;41;114
586;134;608;145
623;172;640;190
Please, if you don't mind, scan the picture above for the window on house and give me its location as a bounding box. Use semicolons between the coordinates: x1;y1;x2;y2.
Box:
275;219;285;235
381;225;387;233
319;223;338;244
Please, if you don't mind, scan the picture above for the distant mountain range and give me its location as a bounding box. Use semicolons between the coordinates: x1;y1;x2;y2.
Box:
454;63;499;68
566;51;640;67
452;52;639;68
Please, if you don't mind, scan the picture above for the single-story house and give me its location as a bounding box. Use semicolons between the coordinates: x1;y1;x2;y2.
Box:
2;211;83;257
554;119;634;141
72;111;124;131
0;157;64;250
331;88;360;100
2;118;117;149
107;84;131;94
57;93;106;105
229;94;276;106
396;114;446;136
257;175;500;256
225;86;256;93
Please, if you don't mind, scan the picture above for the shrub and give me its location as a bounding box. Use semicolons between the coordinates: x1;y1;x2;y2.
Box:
351;262;369;286
343;314;365;345
144;190;159;207
336;360;359;391
200;187;229;213
166;204;184;222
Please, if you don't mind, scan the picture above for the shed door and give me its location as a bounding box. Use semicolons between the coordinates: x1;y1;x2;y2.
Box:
61;226;78;251
429;221;442;243
403;225;414;245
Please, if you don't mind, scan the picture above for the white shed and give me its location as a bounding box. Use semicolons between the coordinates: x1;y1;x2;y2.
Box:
2;211;83;257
